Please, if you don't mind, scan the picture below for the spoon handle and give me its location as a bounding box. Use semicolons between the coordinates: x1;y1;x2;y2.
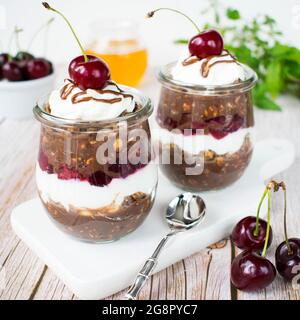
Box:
125;231;176;300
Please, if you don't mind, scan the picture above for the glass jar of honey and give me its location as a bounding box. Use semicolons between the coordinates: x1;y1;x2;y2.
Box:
86;19;147;87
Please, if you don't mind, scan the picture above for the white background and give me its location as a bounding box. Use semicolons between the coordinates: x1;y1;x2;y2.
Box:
0;0;300;68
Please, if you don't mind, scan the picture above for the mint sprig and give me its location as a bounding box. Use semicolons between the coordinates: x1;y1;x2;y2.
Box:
175;1;300;111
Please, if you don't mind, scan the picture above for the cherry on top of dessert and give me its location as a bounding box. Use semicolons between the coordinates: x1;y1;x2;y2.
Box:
147;8;224;59
43;2;110;90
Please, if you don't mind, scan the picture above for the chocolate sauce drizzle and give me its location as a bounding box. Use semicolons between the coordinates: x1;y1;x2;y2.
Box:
60;79;134;105
182;50;239;78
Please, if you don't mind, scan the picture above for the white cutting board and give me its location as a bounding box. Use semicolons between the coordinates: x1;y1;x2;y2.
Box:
11;139;295;300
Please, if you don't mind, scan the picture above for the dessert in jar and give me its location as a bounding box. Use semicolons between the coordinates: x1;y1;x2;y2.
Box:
149;8;257;191
33;3;157;242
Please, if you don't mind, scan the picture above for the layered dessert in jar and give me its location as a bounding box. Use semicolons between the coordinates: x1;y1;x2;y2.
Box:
33;3;157;242
150;9;257;191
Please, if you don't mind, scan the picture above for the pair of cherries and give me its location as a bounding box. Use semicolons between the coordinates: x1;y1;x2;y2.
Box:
45;4;224;92
231;181;300;291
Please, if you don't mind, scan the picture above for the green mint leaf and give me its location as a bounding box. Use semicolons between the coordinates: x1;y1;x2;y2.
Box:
254;95;281;111
226;8;240;20
265;60;282;98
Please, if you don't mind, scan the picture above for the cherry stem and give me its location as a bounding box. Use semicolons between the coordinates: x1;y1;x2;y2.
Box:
254;187;268;237
147;8;201;33
14;26;23;52
281;183;293;255
27;17;54;51
7;27;22;61
42;2;88;62
261;189;271;258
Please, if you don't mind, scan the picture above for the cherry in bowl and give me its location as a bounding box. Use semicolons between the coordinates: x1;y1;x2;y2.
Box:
2;61;24;81
26;58;52;80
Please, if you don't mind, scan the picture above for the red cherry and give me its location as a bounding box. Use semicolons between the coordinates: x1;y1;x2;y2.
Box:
275;238;300;281
206;115;226;125
208;128;228;140
68;55;110;90
57;164;85;180
38;149;53;174
88;171;112;187
42;2;110;90
147;9;223;59
2;61;24;81
26;58;51;80
0;53;9;78
209;114;244;139
231;250;276;291
231;216;273;251
188;30;224;59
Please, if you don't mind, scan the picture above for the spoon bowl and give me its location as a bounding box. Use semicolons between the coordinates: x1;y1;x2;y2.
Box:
166;193;206;230
125;192;206;300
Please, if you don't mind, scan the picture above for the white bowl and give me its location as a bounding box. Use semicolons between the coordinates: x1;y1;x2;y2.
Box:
0;72;56;119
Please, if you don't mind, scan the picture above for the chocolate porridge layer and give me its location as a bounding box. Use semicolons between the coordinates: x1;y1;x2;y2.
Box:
40;191;154;242
159;135;253;191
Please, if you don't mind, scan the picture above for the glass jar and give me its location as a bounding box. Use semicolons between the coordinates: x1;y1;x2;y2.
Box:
156;62;257;191
86;19;147;87
33;87;157;242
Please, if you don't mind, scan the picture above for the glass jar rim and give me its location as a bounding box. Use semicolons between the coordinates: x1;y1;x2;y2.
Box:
33;85;153;129
158;62;257;95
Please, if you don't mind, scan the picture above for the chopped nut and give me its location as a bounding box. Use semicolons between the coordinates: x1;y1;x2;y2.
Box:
204;150;215;160
216;156;225;167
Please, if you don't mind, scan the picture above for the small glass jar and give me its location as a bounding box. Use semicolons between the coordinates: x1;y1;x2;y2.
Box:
156;62;257;191
33;87;157;242
86;19;148;87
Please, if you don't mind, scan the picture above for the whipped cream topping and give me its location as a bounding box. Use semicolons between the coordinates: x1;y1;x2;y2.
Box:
156;127;254;155
48;80;136;121
171;50;247;86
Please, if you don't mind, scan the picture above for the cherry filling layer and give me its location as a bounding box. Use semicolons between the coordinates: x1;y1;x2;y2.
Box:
161;113;244;139
38;149;147;187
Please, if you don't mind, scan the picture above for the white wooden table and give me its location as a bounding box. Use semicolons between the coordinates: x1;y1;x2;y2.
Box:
0;74;300;299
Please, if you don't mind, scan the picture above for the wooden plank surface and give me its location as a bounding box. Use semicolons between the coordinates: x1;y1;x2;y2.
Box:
0;91;299;300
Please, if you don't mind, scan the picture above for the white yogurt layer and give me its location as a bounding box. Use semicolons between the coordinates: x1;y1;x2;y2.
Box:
49;80;136;121
171;50;247;86
36;162;157;211
155;127;254;155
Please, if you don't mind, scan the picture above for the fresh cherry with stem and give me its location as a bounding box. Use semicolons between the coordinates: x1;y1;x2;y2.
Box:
43;2;110;90
147;8;223;59
231;184;275;250
231;186;276;291
275;182;300;281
